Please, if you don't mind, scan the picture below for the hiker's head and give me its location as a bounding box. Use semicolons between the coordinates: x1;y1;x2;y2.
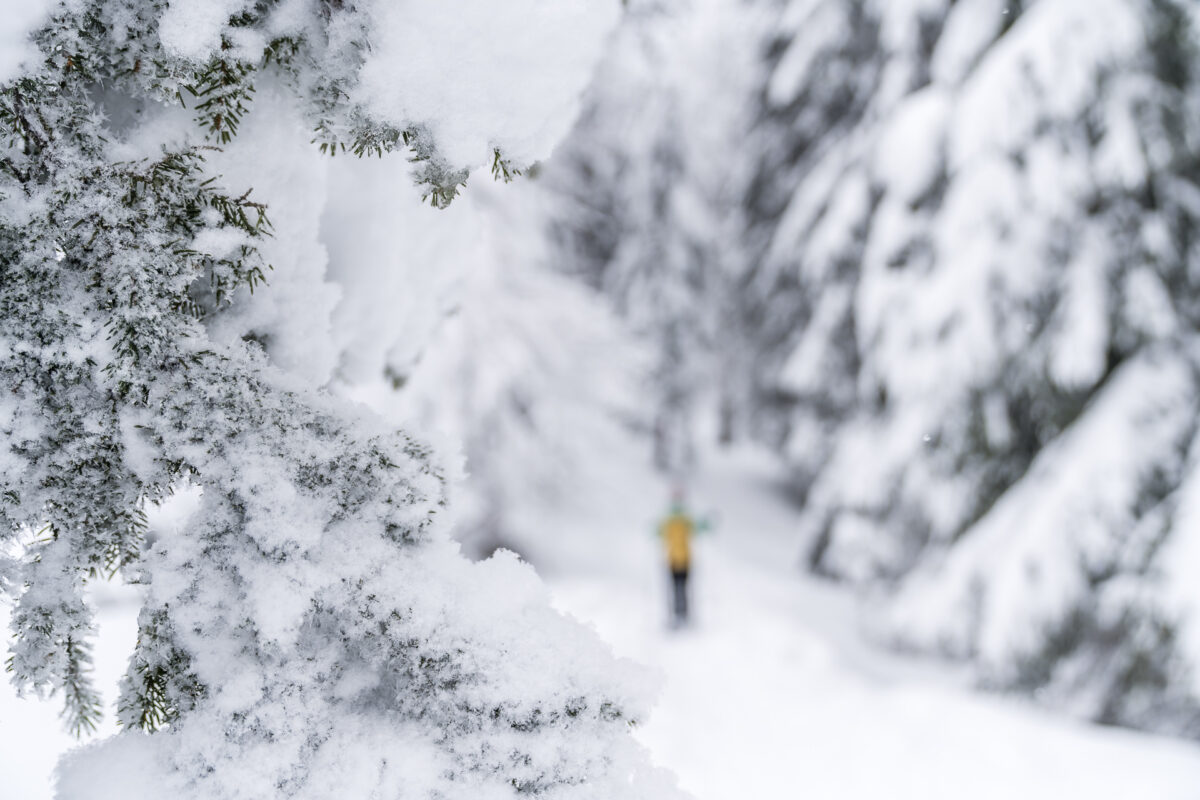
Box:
670;485;687;511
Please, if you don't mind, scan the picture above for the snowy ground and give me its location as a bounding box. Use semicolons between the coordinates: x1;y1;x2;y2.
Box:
5;446;1200;799
547;447;1200;800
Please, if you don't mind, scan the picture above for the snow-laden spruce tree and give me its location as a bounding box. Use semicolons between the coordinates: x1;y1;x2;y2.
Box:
757;0;1200;734
542;0;761;470
0;2;683;797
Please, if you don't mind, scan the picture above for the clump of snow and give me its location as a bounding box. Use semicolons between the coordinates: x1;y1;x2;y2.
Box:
766;1;851;109
57;530;670;800
870;88;948;204
157;0;252;61
1047;226;1110;390
0;0;53;84
929;0;1007;87
355;0;621;168
948;0;1142;170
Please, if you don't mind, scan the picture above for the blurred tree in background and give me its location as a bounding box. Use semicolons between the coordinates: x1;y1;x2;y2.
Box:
533;0;1200;737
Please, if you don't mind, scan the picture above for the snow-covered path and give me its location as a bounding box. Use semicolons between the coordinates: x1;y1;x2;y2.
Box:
549;448;1200;800
5;446;1200;799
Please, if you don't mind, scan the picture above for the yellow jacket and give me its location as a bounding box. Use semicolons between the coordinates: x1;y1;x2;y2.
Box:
659;513;694;571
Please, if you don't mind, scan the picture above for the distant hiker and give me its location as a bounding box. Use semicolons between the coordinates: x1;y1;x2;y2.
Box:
657;489;704;626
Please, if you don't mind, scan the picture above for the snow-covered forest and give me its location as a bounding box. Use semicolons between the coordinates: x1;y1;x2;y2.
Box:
5;1;1200;798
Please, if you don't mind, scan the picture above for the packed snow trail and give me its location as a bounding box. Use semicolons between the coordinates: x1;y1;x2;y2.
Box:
548;446;1200;800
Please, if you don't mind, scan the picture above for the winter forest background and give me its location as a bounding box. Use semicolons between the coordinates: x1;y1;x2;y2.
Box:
5;0;1200;798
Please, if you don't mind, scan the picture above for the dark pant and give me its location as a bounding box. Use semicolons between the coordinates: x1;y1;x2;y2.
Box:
670;568;689;622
